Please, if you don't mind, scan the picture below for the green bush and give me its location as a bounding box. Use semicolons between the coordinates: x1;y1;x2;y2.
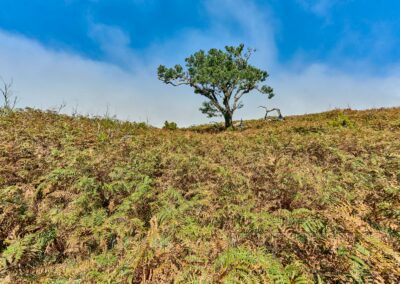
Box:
163;120;178;130
329;113;355;128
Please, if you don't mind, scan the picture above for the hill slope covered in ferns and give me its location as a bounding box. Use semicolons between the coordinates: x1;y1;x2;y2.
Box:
1;108;399;283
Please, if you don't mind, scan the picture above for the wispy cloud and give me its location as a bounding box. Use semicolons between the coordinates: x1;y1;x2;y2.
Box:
332;22;399;68
88;22;139;70
272;64;400;115
0;29;216;126
296;0;340;16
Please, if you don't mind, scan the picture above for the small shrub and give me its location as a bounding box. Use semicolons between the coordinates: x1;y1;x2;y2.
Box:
163;120;178;130
135;122;149;129
329;113;355;128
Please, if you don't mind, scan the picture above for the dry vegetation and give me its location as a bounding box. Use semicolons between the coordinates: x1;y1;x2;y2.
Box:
0;107;399;283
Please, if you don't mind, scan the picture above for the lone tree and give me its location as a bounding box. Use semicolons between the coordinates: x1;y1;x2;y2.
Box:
158;44;274;128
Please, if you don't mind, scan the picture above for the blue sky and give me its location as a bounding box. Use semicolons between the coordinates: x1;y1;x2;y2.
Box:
0;0;399;125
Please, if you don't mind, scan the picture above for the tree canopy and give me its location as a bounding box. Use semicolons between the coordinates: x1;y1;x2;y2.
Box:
158;44;274;128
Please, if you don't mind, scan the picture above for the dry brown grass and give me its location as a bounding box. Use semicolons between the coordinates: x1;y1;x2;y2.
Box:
0;107;399;283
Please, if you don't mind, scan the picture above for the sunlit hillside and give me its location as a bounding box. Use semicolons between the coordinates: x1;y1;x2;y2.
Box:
1;108;399;283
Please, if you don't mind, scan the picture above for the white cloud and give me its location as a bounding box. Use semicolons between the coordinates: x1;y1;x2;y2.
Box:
88;23;138;70
271;64;400;115
0;0;399;127
297;0;339;16
204;0;277;68
0;29;207;126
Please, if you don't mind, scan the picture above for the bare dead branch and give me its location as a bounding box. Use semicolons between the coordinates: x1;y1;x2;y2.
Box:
0;77;17;111
259;106;284;120
57;101;67;114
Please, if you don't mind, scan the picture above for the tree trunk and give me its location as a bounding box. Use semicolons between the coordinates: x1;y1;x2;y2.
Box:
224;112;233;128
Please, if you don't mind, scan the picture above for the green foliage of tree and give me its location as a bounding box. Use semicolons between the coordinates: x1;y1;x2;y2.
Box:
158;44;274;128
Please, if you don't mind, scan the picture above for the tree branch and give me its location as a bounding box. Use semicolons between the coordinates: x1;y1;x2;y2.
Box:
232;87;251;111
166;81;189;87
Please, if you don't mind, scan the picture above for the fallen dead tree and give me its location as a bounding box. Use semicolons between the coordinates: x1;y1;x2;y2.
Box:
259;106;284;120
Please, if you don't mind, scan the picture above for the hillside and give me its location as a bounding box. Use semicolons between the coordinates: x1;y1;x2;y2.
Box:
0;108;399;283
